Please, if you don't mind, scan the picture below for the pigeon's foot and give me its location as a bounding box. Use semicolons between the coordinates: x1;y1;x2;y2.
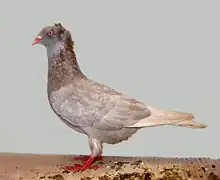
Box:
73;155;103;163
61;155;103;172
62;163;100;172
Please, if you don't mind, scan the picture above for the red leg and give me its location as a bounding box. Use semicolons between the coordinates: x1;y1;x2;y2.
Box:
72;154;103;163
61;155;103;172
62;138;103;172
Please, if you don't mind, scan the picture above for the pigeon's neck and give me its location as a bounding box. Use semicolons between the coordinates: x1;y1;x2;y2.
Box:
47;38;85;93
46;41;64;59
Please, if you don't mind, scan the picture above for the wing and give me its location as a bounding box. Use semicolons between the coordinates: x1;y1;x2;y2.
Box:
93;96;151;130
54;79;151;130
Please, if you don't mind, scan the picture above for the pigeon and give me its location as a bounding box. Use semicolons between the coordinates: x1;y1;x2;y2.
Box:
32;23;207;172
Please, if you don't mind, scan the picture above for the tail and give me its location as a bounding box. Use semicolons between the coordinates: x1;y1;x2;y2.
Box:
127;105;207;129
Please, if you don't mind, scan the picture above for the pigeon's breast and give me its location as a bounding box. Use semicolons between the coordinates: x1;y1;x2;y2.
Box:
48;87;86;134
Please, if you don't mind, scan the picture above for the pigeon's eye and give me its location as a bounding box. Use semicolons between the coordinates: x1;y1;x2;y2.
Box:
47;30;54;36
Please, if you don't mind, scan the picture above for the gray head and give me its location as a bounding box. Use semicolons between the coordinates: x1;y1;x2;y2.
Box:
32;23;71;48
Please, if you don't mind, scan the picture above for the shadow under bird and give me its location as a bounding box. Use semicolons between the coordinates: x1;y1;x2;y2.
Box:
32;23;207;172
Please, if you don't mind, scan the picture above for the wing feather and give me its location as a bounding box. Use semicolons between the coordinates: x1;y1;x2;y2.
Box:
51;80;151;130
94;97;151;130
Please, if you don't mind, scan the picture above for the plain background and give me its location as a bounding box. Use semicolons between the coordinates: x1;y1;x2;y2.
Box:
0;1;219;158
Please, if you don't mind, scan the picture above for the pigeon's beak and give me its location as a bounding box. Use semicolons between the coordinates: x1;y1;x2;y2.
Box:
32;36;42;46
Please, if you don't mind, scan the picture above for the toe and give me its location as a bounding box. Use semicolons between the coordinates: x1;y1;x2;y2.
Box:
60;164;83;171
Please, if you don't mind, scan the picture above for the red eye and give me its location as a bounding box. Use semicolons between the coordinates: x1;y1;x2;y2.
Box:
47;30;54;36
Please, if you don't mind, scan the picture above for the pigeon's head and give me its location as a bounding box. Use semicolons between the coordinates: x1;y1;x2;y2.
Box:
32;23;70;47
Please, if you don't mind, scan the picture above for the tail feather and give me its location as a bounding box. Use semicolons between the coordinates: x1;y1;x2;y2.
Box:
127;105;207;129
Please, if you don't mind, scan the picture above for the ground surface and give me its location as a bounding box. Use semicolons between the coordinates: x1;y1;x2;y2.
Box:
0;153;219;180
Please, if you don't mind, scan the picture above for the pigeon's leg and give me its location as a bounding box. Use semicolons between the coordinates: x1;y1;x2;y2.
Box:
62;138;103;172
85;138;103;163
72;154;103;163
72;138;103;163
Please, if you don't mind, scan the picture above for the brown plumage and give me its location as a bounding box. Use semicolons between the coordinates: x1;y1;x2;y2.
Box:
32;22;207;172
